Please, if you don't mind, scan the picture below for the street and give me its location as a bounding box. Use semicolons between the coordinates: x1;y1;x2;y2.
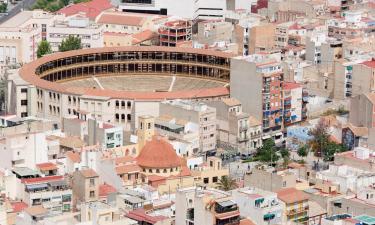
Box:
0;0;37;24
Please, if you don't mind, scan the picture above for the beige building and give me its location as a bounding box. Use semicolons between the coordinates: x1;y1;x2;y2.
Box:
196;21;233;46
175;187;241;225
207;98;262;155
244;167;297;192
72;169;99;204
277;187;309;224
160;100;217;154
96;10;156;35
334;60;375;100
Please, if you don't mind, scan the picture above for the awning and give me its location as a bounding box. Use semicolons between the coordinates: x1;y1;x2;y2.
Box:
262;135;271;139
26;183;48;191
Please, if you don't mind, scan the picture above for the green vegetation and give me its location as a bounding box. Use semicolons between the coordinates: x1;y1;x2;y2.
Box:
59;35;82;52
255;139;280;164
0;3;7;13
32;0;68;12
37;40;52;58
322;105;349;116
297;145;308;158
32;0;90;12
308;118;347;161
217;176;237;191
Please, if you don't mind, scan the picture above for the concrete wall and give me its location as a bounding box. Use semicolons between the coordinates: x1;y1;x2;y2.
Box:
230;58;262;120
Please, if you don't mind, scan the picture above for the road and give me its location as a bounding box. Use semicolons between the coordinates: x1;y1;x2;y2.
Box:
0;0;37;24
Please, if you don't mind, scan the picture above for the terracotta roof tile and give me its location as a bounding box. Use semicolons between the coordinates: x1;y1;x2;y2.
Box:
283;82;302;90
19;46;233;101
132;29;157;44
24;205;47;216
97;12;146;26
58;0;112;19
36;162;58;171
136;137;181;168
99;183;117;197
79;169;98;178
116;164;141;174
21;176;63;184
66;151;81;163
277;188;309;204
11;202;28;213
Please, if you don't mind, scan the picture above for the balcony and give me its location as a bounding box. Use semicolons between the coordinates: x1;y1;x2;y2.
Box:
239;125;248;131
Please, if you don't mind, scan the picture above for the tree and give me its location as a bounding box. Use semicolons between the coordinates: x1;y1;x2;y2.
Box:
217;176;237;191
256;139;280;164
280;148;290;158
58;35;82;52
297;145;308;158
0;3;7;13
323;141;347;161
37;40;52;58
32;0;68;12
308;118;330;157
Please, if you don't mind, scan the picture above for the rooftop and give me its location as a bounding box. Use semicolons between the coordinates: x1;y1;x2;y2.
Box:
136;137;181;168
58;0;112;20
277;187;309;204
79;169;99;178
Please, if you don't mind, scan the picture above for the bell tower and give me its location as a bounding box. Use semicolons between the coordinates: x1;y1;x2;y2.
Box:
137;115;155;153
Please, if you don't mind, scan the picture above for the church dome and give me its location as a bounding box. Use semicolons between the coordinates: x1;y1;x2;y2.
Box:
136;137;181;168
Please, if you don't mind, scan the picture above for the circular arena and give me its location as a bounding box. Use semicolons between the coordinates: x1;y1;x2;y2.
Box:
20;46;232;100
18;46;233;127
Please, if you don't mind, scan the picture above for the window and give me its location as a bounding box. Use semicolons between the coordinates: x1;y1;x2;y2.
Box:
203;178;209;184
89;178;95;187
21;88;27;93
20;100;27;106
282;181;286;187
212;176;218;183
89;191;95;198
127;114;131;121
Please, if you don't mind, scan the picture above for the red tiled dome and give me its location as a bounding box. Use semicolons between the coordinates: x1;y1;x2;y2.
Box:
136;137;181;168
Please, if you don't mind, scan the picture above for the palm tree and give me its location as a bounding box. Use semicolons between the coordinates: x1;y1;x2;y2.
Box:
217;176;237;191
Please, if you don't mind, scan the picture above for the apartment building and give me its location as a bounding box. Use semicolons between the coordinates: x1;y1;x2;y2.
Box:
334;59;375;100
47;16;104;52
207;98;262;155
327;10;375;39
0;10;103;53
22;176;72;213
175;187;240;225
160;100;217;154
159;20;192;47
283;82;307;126
233;187;283;225
72;169;100;203
277;187;309;225
230;53;284;143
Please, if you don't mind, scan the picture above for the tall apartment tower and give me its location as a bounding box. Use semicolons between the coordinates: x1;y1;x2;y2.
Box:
137;115;155;152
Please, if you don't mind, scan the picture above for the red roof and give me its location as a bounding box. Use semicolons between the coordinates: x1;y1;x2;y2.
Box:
58;0;112;20
66;151;81;163
283;82;301;90
36;162;58;171
132;29;157;45
362;60;375;69
116;164;141;174
96;12;146;26
136;137;181;168
11;202;28;213
127;208;167;224
277;188;309;204
99;183;117;197
21;176;63;184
